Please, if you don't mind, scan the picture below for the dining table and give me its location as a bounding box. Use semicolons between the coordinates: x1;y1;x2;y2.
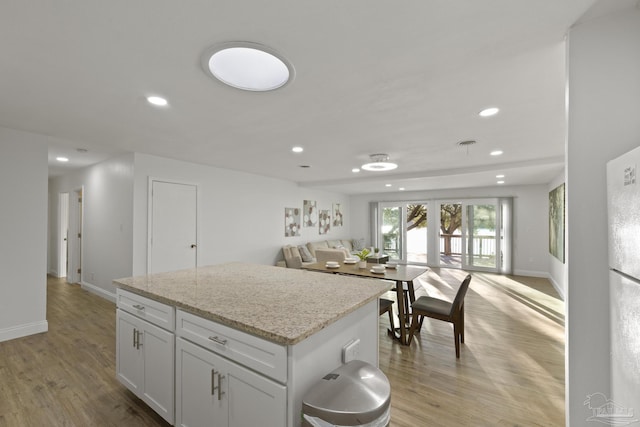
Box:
302;261;428;345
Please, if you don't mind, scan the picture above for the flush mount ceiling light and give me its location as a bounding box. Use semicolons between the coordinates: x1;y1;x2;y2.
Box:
292;146;303;153
147;96;168;106
202;42;294;91
361;154;398;172
490;150;503;156
56;156;69;162
479;107;499;117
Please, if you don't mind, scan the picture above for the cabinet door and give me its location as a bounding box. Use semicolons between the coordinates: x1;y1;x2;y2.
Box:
141;321;175;424
227;361;286;427
116;309;143;394
176;338;227;427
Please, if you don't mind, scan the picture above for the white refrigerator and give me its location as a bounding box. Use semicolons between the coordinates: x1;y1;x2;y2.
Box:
607;145;640;409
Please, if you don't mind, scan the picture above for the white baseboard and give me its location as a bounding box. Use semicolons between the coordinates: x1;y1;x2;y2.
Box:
512;269;548;278
80;281;116;303
547;275;566;300
0;320;48;343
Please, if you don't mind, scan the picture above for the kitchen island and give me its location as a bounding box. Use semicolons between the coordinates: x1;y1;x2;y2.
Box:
113;262;390;427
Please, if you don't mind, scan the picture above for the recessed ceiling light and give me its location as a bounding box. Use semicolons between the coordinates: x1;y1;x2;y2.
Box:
497;180;505;184
147;96;168;106
385;184;392;187
361;153;398;172
292;146;303;153
202;42;294;92
399;187;405;191
56;156;69;162
490;150;503;156
496;174;505;178
479;107;499;117
352;168;360;173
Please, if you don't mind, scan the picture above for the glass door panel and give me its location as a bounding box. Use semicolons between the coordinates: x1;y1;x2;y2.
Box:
381;206;401;261
406;204;427;264
439;203;462;268
463;201;499;271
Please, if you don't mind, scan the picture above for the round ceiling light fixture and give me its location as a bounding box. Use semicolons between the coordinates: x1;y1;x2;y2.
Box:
147;96;168;106
202;42;294;92
361;154;398;172
479;107;499;117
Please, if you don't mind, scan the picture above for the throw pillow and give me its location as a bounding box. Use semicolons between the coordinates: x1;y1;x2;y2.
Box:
352;238;366;251
298;245;314;262
289;246;301;259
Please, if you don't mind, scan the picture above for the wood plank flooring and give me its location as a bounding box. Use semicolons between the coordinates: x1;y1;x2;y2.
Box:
0;270;564;426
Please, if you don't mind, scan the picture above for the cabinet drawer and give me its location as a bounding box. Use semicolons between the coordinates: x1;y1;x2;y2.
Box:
117;289;175;332
176;310;287;383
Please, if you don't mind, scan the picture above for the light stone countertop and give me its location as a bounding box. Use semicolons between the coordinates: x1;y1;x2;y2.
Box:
113;262;391;345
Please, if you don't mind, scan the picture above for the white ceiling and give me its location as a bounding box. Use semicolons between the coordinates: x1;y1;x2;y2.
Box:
0;0;605;194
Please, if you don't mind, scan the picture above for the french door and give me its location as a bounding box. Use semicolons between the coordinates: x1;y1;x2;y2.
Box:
376;198;511;274
377;203;428;264
460;199;500;272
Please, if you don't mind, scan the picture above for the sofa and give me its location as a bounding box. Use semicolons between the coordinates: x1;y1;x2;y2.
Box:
278;238;366;268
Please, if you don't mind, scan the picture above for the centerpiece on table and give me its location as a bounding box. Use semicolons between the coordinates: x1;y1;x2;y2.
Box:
355;248;371;269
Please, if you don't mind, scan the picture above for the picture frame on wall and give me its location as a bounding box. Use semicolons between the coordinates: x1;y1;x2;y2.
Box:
303;200;317;227
319;209;330;235
333;203;343;227
284;207;300;237
549;183;565;263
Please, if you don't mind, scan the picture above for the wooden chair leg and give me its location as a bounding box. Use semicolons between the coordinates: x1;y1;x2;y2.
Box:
407;314;420;345
460;305;465;343
387;306;395;331
453;321;461;358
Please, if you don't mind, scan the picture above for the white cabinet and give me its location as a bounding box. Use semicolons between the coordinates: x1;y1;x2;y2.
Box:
176;337;286;427
175;310;287;427
116;290;175;424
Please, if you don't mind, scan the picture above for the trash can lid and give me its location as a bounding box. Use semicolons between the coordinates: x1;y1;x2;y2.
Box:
302;360;391;425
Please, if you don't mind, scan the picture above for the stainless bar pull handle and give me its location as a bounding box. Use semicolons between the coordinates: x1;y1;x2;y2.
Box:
133;328;137;347
136;330;143;349
133;304;145;310
217;372;226;401
211;369;216;395
208;336;228;346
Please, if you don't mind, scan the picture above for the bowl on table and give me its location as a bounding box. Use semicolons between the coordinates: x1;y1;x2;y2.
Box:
370;265;386;274
325;261;340;268
385;261;398;269
343;257;358;264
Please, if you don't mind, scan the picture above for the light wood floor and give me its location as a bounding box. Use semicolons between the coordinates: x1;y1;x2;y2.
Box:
0;270;564;426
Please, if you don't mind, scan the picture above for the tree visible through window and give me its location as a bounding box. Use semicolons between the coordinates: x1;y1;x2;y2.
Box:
440;204;462;255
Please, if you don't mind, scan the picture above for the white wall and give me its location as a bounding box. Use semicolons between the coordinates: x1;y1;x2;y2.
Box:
566;8;640;425
349;184;550;276
0;128;48;342
132;153;352;275
548;173;567;299
48;153;135;299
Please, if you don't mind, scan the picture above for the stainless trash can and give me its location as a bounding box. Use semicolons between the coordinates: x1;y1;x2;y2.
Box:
301;360;391;427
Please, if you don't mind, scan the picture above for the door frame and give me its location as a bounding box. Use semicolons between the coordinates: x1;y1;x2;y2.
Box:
147;177;200;275
67;187;84;284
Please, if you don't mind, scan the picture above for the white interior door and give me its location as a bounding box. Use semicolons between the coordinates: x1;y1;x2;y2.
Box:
149;180;198;274
58;192;69;278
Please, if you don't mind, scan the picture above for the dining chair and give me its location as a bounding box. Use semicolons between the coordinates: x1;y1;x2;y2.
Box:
407;275;472;358
379;298;395;333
